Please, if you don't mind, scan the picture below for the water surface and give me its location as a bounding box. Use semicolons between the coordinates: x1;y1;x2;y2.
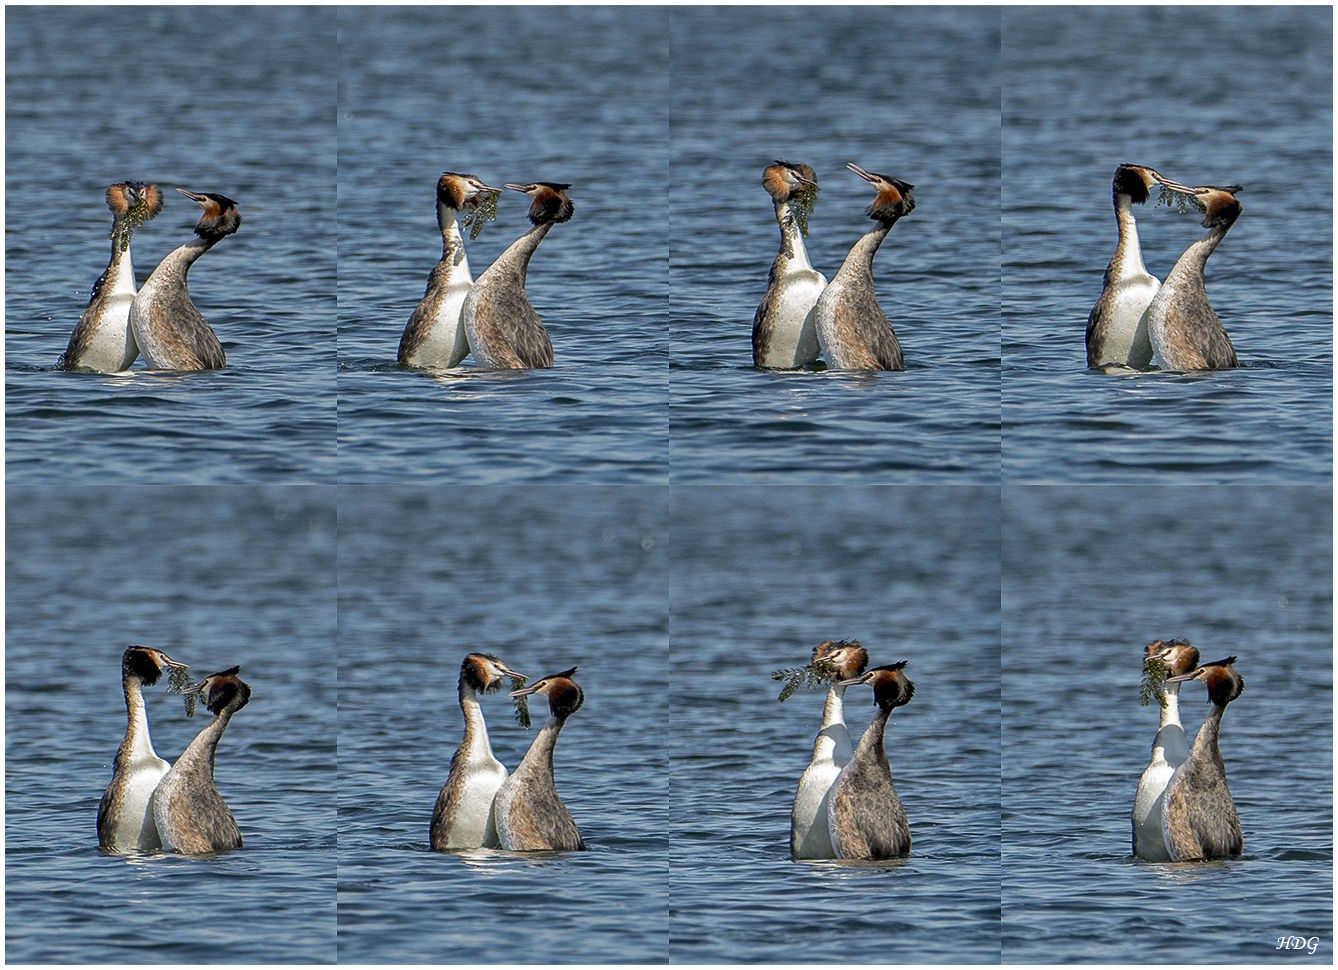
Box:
1002;486;1332;963
5;7;336;483
1002;6;1331;483
668;7;1002;482
6;486;337;963
336;7;671;483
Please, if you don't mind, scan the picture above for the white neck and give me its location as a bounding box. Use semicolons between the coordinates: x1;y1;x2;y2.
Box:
124;678;158;763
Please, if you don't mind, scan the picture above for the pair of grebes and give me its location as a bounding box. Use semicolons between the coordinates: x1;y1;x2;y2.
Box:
789;640;914;860
1087;164;1245;371
57;184;242;374
1133;640;1245;861
399;176;574;370
98;646;251;855
753;161;915;371
432;654;586;852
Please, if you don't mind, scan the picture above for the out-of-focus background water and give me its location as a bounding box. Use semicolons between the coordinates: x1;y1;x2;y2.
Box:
668;6;1002;482
6;486;336;963
336;7;671;483
1002;6;1331;483
5;7;336;483
1002;486;1331;964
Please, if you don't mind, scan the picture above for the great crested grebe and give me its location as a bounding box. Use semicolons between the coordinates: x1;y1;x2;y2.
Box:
1086;164;1161;370
1145;175;1244;371
791;640;868;859
97;645;188;853
462;181;573;369
130;188;241;371
1132;638;1200;861
815;163;915;371
398;172;502;369
494;667;586;851
752;160;827;369
826;662;914;859
57;183;164;373
429;652;525;850
1160;656;1244;861
152;666;250;854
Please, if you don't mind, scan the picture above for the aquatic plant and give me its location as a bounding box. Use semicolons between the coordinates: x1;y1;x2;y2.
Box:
772;655;840;702
462;190;502;240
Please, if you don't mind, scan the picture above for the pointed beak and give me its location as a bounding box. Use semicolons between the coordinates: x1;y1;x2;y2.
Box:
846;162;877;183
1150;171;1204;197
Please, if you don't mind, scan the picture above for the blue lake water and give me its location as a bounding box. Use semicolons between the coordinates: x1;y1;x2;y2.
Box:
1002;6;1332;483
667;6;1002;483
4;5;1334;966
5;7;336;483
665;486;1002;963
1002;486;1332;964
5;486;337;963
336;6;672;484
336;486;672;963
336;485;1000;963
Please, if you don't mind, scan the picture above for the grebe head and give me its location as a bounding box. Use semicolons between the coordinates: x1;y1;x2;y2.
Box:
107;182;166;222
1149;172;1244;229
762;160;817;203
510;666;584;719
181;665;251;714
1144;638;1200;679
105;183;164;251
839;661;915;711
122;644;188;685
505;182;574;226
847;163;915;223
1166;656;1244;708
460;652;526;695
438;172;502;210
813;639;869;681
176;188;242;242
1112;164;1159;205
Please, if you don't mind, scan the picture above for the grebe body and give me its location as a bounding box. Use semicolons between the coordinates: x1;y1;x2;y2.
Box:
152;666;250;854
97;645;188;852
752;160;826;368
1086;164;1160;370
1131;638;1199;861
1161;656;1244;861
815;163;914;370
57;183;164;373
827;662;914;859
1145;179;1243;371
429;652;525;850
399;173;502;369
131;188;241;371
790;640;867;859
462;181;573;369
494;667;586;851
